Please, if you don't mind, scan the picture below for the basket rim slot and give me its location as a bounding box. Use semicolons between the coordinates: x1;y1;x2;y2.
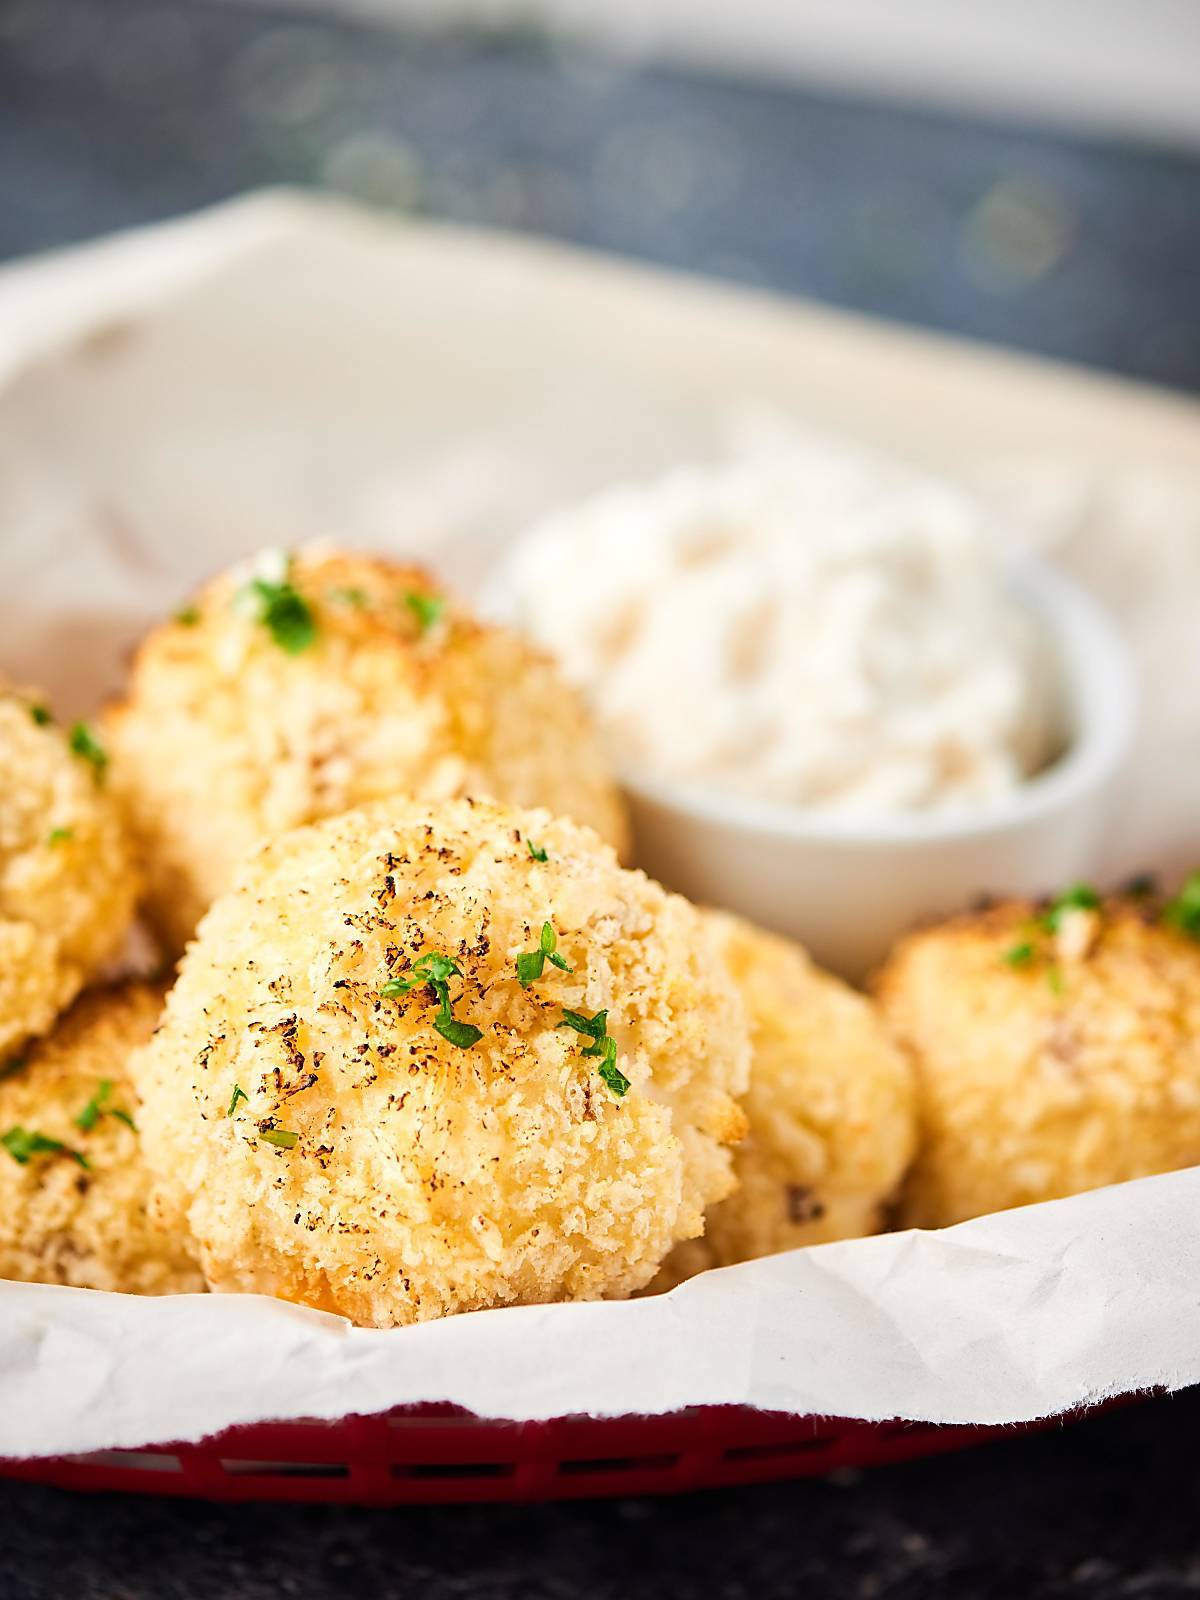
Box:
219;1459;350;1479
557;1452;679;1476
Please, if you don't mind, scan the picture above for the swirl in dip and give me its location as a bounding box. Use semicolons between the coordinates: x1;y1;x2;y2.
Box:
499;444;1059;816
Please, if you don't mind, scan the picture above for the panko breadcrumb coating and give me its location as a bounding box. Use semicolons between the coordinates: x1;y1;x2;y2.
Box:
0;984;202;1294
131;797;749;1328
660;913;915;1284
0;688;138;1065
106;548;630;953
877;889;1200;1227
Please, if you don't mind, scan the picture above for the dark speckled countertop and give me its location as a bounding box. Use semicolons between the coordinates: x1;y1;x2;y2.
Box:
6;1388;1200;1599
2;4;1199;1594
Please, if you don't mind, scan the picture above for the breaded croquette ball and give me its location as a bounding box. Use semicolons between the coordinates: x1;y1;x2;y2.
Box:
0;984;202;1294
877;886;1200;1228
660;913;915;1283
0;688;138;1065
131;797;749;1327
106;548;630;953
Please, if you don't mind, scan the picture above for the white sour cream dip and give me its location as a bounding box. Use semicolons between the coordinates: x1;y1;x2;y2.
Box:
497;440;1059;816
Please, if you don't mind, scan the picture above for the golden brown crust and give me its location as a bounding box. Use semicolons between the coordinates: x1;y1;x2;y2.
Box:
876;894;1200;1227
0;983;203;1294
131;796;749;1327
658;912;915;1285
106;549;630;952
0;687;138;1063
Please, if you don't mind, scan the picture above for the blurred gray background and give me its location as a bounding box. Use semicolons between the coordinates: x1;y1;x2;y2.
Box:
1;0;1198;390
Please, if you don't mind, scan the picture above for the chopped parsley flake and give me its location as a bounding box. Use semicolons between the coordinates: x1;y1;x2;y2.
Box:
381;952;483;1049
68;721;108;778
75;1079;135;1134
560;1007;628;1097
1046;965;1065;995
516;921;572;987
29;704;52;726
174;605;200;626
527;840;548;863
260;1127;299;1150
228;1084;249;1117
1164;872;1200;940
404;590;446;634
328;586;367;609
236;557;317;655
1;1126;89;1170
47;826;73;847
0;1059;25;1084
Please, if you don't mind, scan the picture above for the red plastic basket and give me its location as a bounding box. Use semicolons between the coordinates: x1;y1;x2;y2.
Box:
0;1404;1057;1503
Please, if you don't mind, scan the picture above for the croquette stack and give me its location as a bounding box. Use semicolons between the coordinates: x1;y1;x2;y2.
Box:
1;546;1198;1327
135;797;750;1325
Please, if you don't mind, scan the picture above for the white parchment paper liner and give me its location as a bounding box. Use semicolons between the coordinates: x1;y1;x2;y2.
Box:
5;1170;1200;1458
1;194;1200;1459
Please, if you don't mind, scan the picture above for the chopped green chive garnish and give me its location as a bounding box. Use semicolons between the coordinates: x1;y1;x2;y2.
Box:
404;591;446;634
236;556;317;655
75;1081;109;1132
1164;872;1200;940
516;950;544;987
381;952;482;1049
1042;883;1100;934
434;1015;484;1050
1;1126;89;1170
560;1007;628;1097
68;722;107;778
595;1037;631;1098
999;881;1108;972
75;1078;135;1135
1002;941;1036;968
516;921;572;987
47;826;73;847
328;586;367;609
228;1084;249;1117
381;952;461;996
260;1128;299;1150
29;704;52;726
527;840;548;863
175;605;200;626
245;580;316;654
560;1006;607;1042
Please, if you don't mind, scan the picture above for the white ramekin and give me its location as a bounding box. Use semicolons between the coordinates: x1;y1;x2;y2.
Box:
623;556;1137;982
